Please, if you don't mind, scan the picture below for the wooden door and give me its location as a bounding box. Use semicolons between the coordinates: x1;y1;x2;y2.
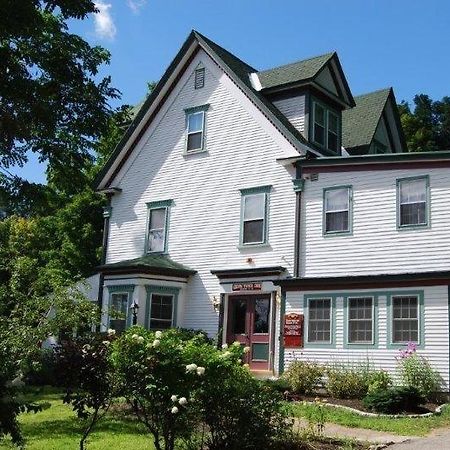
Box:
227;295;272;371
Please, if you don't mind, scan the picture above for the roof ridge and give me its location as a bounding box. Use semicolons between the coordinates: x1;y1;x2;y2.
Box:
354;87;392;99
258;51;335;74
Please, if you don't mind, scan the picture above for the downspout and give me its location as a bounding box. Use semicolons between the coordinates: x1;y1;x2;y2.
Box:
97;196;113;314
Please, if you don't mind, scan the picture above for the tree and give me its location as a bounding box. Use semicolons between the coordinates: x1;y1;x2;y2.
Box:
0;0;119;189
399;94;450;152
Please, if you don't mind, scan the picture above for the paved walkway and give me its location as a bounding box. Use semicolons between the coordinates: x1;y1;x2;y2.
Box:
295;419;416;445
388;427;450;449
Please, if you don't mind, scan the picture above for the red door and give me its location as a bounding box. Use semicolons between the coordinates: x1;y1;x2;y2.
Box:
227;295;272;371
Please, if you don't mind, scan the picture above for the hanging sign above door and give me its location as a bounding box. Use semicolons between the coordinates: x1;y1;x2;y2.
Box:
231;282;262;291
284;313;304;348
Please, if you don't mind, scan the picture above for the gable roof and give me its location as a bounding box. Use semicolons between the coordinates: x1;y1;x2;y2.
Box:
342;88;393;153
95;30;319;190
258;53;334;90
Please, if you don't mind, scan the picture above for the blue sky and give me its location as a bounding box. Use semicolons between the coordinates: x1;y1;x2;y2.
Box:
15;0;450;183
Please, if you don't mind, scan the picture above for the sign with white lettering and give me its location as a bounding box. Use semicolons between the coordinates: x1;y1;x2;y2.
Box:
231;282;262;291
283;313;304;348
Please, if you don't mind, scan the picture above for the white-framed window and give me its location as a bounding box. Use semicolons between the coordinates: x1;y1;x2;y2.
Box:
240;187;270;245
312;101;341;153
307;298;332;343
347;297;374;344
149;293;174;330
109;292;129;333
397;177;428;228
392;295;419;343
148;207;168;253
186;111;205;152
323;186;351;234
194;68;205;89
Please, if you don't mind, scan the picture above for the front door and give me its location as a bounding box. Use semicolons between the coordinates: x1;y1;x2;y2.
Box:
227;295;272;371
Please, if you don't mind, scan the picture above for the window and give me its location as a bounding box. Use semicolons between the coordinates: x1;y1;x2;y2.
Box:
186;111;205;152
347;297;373;344
146;200;172;253
145;285;180;330
109;292;130;333
149;294;174;329
194;68;205;89
240;186;271;246
397;177;428;228
323;187;351;234
307;298;331;343
312;101;341;153
392;295;419;343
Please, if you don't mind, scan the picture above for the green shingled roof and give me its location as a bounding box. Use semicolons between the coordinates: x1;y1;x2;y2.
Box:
342;88;392;153
258;53;335;90
98;254;196;277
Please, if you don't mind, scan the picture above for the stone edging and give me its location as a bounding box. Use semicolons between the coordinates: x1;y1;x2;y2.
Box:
300;401;448;418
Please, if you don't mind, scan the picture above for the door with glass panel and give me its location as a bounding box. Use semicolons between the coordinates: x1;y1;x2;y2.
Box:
227;295;272;371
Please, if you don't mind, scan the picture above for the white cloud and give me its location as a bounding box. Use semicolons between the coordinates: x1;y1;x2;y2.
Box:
94;2;116;40
126;0;147;13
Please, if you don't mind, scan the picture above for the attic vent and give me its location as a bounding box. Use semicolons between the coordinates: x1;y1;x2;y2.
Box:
310;173;319;182
194;68;205;89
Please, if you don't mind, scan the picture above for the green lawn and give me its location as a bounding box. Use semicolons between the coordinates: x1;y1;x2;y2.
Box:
290;401;450;436
0;390;154;450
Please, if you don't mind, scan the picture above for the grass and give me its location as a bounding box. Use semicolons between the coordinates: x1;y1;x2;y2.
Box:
0;389;154;450
289;401;450;436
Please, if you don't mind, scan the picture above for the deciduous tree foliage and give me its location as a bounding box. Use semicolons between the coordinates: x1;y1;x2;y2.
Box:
0;0;119;176
399;94;450;152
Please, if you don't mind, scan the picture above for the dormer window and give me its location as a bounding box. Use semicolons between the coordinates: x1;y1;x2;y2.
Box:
312;100;341;154
194;68;205;89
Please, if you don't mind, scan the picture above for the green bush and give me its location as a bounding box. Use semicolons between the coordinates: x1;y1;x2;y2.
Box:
23;349;58;386
326;365;370;399
398;353;442;400
363;386;425;414
282;360;323;395
367;370;392;394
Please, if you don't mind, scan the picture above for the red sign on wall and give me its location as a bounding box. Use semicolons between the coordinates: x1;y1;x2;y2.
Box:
232;282;262;291
284;313;304;348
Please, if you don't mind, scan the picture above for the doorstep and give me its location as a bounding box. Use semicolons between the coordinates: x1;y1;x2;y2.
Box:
251;370;274;380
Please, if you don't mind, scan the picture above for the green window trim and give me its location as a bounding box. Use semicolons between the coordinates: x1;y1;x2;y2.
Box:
310;97;342;155
144;285;180;329
343;294;378;349
386;291;425;349
239;185;272;247
396;175;430;230
106;285;135;329
322;185;353;236
303;294;337;348
184;104;210;154
145;199;173;255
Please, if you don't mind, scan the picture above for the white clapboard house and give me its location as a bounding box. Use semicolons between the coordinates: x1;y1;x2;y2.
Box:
94;30;449;386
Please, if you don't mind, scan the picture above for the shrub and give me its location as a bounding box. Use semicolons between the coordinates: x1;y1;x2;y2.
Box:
363;386;425;414
367;370;392;394
326;365;370;399
282;360;323;395
397;346;442;400
23;349;58;386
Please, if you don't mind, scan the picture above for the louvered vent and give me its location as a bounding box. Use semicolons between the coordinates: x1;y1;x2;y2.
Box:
194;68;205;89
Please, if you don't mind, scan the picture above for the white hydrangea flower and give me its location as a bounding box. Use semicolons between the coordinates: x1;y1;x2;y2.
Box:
243;346;250;354
221;343;228;349
171;406;179;414
155;330;162;339
152;339;160;348
243;363;250;369
232;341;241;347
171;395;178;402
196;366;205;376
220;351;231;358
178;397;188;406
102;340;110;346
137;336;144;344
185;363;198;372
131;334;139;340
107;328;116;336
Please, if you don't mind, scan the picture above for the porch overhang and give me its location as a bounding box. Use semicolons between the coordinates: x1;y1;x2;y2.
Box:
211;266;286;280
274;271;450;291
97;255;197;279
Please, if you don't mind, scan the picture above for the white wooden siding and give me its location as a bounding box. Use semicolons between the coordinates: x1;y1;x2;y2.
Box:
301;167;450;277
272;95;306;135
284;285;450;387
106;49;297;336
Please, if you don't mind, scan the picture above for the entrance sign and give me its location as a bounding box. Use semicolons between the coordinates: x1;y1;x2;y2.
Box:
284;313;304;348
232;282;262;291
